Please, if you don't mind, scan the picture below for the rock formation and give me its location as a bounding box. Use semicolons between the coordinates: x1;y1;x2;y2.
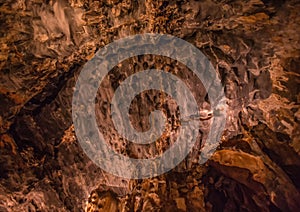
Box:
0;0;299;211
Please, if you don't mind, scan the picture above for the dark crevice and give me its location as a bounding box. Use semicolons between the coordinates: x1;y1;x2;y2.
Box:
21;63;82;117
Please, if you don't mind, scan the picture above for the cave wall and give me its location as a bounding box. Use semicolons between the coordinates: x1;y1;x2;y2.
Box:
0;0;299;211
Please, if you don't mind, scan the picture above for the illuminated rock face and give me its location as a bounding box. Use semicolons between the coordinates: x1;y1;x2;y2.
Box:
0;0;299;211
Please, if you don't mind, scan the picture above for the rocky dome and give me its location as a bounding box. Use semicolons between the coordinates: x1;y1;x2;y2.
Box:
0;0;299;211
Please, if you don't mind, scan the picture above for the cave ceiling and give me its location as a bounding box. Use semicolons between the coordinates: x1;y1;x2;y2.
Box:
0;0;300;211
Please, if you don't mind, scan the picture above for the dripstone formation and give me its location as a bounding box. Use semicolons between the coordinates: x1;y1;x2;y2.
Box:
0;0;299;211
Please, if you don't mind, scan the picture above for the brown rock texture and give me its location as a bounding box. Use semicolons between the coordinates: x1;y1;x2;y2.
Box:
0;0;299;211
